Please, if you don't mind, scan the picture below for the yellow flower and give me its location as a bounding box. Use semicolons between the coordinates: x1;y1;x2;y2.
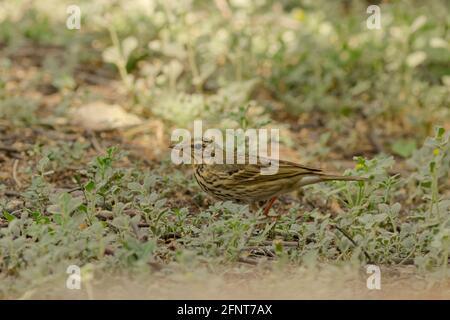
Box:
292;9;305;22
433;148;440;156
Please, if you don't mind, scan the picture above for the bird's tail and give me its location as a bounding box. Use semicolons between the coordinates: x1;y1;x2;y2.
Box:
319;174;366;182
297;174;366;187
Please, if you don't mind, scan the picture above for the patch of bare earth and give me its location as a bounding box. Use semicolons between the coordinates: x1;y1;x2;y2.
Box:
14;265;450;300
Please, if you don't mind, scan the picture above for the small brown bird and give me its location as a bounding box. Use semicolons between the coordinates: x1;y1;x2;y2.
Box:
171;139;365;215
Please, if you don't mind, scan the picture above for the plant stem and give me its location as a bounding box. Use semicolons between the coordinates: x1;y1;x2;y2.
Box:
430;164;439;218
187;39;202;92
107;24;133;92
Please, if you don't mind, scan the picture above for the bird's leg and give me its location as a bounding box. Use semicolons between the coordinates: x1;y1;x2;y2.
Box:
263;196;277;216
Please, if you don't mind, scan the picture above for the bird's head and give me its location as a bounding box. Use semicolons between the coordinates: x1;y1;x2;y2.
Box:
169;137;214;151
169;138;217;164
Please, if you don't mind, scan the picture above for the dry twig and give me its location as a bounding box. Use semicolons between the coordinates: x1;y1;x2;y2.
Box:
12;159;22;188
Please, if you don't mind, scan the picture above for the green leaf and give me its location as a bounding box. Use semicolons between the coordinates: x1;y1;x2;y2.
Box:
429;161;436;173
373;213;388;223
102;46;120;64
421;181;432;188
79;204;88;213
122;36;138;60
31;211;49;224
128;182;142;192
391;139;416;158
3;211;15;222
106;146;117;158
85;180;95;192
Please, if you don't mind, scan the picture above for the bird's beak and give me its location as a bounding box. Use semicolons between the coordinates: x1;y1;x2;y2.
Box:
169;142;190;150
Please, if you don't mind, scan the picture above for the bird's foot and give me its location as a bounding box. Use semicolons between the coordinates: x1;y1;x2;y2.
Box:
263;196;278;216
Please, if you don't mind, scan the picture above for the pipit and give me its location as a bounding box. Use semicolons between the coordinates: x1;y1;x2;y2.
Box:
171;139;365;215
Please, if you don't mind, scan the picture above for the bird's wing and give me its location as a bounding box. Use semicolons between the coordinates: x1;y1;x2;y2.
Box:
219;159;323;185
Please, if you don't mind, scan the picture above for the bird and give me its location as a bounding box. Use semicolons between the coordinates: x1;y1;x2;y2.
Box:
170;138;366;216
